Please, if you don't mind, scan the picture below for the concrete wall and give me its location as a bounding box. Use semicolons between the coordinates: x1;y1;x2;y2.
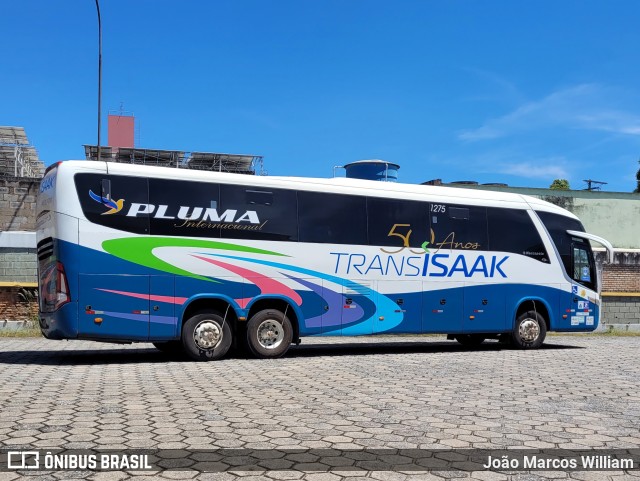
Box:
1;177;40;319
539;191;640;250
0;177;39;285
602;295;640;330
0;249;37;284
0;176;39;231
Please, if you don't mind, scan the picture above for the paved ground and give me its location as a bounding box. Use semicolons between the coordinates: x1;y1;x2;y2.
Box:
0;335;639;480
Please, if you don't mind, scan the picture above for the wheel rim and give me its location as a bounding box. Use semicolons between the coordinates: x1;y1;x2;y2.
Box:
519;318;540;343
256;319;284;349
194;320;222;350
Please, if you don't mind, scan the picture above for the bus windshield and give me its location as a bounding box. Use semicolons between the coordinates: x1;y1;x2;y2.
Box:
536;211;596;291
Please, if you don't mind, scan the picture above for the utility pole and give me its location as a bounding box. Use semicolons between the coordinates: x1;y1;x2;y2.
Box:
95;0;102;163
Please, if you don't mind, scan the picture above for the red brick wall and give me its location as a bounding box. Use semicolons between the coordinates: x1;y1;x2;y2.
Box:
0;286;38;322
603;265;640;293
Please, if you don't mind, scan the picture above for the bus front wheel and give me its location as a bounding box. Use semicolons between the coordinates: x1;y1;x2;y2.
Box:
182;312;232;361
246;309;293;359
512;310;547;349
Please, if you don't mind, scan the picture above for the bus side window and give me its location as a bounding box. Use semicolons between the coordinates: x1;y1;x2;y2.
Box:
367;197;429;249
487;208;549;263
220;184;297;242
572;243;596;290
536;211;586;278
75;173;150;234
430;204;487;251
149;178;221;238
298;192;367;245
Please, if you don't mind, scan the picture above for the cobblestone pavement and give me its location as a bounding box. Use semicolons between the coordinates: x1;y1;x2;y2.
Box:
0;335;639;480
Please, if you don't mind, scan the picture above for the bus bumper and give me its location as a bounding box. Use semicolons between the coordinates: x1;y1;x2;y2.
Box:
553;312;600;332
39;301;78;339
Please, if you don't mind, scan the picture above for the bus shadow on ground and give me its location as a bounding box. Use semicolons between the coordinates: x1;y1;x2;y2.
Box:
0;340;583;366
285;340;584;358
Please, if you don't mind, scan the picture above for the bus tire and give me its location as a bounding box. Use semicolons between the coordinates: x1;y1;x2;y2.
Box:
455;334;486;347
246;309;293;359
512;310;547;349
182;312;232;361
153;341;184;355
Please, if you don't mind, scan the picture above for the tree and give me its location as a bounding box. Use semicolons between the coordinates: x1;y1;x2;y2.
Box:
550;179;570;190
635;160;640;193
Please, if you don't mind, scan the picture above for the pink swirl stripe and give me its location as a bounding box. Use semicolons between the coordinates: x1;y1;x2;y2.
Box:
193;255;303;306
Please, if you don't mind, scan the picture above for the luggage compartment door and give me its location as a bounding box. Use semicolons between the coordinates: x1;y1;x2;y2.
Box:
78;275;149;340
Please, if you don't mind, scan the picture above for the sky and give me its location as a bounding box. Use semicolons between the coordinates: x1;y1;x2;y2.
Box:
2;0;640;192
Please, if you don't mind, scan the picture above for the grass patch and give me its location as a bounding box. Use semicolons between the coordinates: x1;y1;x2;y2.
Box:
591;328;640;337
0;328;43;338
548;329;640;337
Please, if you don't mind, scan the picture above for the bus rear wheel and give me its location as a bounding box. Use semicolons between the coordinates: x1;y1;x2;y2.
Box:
512;310;546;349
246;309;293;359
455;334;486;347
182;312;232;361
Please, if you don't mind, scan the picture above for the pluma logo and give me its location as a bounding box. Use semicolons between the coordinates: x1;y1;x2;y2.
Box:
89;190;125;215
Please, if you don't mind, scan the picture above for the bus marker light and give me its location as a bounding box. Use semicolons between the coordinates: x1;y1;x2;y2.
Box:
469;316;475;320
238;317;246;321
379;316;385;321
94;318;103;324
562;314;568;319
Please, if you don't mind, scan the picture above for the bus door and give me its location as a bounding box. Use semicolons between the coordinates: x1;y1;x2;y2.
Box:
422;282;463;333
78;275;150;340
568;239;597;327
375;281;422;334
463;284;506;333
341;281;376;335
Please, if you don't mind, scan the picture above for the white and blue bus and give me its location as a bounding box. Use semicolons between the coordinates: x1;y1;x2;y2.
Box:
36;161;613;361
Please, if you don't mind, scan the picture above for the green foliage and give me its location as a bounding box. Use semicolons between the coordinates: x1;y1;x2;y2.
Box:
549;179;570;190
635;160;640;193
17;287;37;303
16;287;39;324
